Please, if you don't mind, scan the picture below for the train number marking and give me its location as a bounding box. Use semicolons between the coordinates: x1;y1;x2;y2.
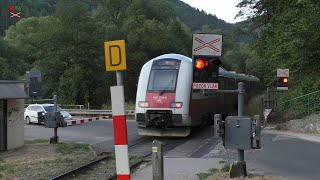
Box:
192;83;219;90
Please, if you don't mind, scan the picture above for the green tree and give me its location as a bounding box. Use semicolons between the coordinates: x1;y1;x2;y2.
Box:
0;37;25;79
237;0;320;93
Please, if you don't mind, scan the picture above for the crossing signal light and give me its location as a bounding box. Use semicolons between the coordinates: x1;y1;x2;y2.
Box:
277;77;289;90
282;78;288;83
193;57;221;82
195;59;208;70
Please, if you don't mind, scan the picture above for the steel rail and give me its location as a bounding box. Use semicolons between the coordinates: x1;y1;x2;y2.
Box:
49;155;109;180
49;137;153;180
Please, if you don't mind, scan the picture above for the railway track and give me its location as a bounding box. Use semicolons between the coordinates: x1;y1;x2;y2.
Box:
49;136;189;180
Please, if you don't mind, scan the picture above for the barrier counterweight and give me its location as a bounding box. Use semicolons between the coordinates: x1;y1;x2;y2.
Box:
111;86;130;180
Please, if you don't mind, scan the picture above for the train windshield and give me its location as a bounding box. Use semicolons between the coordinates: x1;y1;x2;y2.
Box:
147;59;180;92
147;70;178;92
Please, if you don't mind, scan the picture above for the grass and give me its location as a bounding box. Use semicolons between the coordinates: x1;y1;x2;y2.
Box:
129;155;144;165
25;139;49;144
25;140;91;155
56;142;90;155
197;164;231;180
247;95;263;117
197;168;219;180
1;140;146;180
0;162;15;173
221;164;230;172
0;141;97;179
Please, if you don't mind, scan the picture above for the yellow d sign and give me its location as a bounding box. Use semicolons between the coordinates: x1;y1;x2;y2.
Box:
104;40;127;71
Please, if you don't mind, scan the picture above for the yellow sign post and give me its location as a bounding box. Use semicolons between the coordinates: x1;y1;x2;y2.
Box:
104;40;127;71
105;40;129;178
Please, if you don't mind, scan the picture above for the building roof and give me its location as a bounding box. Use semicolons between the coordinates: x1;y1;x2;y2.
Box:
0;81;29;99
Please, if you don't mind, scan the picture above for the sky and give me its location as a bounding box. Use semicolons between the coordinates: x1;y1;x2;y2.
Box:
180;0;243;24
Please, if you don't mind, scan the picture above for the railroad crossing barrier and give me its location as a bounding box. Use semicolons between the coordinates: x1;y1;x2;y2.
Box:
66;116;112;126
64;109;135;116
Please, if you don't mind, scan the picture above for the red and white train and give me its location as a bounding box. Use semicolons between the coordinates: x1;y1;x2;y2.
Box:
135;53;260;137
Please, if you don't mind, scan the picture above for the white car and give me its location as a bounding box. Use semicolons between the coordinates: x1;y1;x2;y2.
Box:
24;104;72;124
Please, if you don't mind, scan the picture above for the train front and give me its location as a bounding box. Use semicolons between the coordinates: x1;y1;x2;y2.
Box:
135;54;192;137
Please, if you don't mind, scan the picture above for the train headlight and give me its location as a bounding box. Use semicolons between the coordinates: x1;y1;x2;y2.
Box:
170;102;183;108
138;101;149;108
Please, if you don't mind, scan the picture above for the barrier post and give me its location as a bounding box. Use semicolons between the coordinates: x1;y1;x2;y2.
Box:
152;140;164;180
49;95;59;144
230;82;247;177
111;85;130;180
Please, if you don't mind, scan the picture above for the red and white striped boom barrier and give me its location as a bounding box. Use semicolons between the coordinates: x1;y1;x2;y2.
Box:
111;86;130;180
66;116;111;126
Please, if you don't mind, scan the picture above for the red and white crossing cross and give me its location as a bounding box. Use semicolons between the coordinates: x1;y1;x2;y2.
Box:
192;34;223;57
277;69;289;77
10;12;21;18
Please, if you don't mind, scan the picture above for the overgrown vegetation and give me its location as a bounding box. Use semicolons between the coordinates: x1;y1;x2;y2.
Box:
0;140;145;179
129;155;144;165
25;139;49;144
56;142;90;155
197;165;230;180
221;164;230;172
247;95;263;116
0;141;97;179
237;0;320;116
197;168;220;180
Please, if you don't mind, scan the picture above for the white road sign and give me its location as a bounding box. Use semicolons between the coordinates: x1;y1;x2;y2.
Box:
277;69;289;77
192;34;222;57
192;83;219;90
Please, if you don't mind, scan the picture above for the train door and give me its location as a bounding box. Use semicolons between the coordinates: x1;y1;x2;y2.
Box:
0;100;7;151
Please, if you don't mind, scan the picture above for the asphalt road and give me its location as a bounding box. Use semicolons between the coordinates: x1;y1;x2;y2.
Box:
251;132;320;180
24;119;217;155
25;119;142;152
205;131;320;180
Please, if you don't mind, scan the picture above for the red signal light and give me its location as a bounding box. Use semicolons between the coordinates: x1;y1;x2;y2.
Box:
277;77;289;90
204;60;208;67
195;59;206;70
9;6;15;12
282;77;288;83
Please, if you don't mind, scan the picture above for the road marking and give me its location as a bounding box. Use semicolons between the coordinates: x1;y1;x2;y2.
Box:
272;135;295;142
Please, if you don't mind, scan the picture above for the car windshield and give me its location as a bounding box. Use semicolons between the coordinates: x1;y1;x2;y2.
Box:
43;106;63;112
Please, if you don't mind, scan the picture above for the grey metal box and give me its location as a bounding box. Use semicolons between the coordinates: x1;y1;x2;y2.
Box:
44;112;57;128
224;116;252;150
25;71;42;97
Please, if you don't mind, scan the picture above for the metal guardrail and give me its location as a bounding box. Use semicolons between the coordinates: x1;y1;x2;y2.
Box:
25;104;85;109
280;90;320;121
60;105;84;109
65;109;135;116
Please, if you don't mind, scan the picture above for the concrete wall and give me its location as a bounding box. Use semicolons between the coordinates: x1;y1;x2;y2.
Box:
6;99;25;150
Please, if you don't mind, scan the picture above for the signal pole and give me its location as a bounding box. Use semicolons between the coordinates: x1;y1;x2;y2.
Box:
237;82;247;177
